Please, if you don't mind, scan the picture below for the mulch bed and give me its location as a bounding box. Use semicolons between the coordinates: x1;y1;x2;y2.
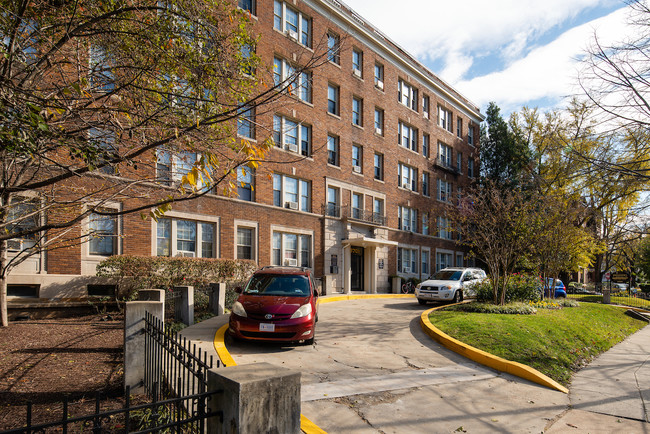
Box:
0;314;125;431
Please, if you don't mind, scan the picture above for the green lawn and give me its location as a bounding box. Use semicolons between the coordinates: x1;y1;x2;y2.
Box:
428;303;646;386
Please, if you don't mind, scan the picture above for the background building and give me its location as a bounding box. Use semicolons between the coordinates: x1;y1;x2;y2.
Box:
7;0;482;299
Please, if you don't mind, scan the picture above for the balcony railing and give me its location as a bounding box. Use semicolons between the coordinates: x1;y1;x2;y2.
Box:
321;204;386;226
435;157;460;174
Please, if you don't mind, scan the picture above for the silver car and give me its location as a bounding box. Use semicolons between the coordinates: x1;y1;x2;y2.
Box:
415;267;487;305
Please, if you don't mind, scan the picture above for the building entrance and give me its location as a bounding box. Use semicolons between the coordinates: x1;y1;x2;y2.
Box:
351;246;364;291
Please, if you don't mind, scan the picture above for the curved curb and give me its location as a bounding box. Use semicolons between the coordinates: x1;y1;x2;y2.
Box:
420;305;569;394
213;294;413;433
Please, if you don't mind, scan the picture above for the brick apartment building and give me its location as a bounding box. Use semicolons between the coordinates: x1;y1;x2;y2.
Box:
7;0;482;299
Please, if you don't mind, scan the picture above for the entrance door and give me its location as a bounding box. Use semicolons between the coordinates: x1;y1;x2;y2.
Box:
351;246;364;291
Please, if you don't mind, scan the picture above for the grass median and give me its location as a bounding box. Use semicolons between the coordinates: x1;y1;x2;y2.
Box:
428;302;646;386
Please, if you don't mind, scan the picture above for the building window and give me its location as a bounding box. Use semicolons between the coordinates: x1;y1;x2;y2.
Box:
398;163;417;192
157;218;215;258
351;193;363;219
374;108;384;135
438;142;453;168
438;106;452;132
88;127;118;175
274;0;311;47
272;232;311;267
352;49;363;77
327;32;340;64
7;199;39;252
237;106;255;139
398;121;418;151
327;134;339;166
327;83;339;115
456;252;464;267
457;186;462;204
398;247;417;274
239;0;256;15
352;97;363;126
156;149;200;187
422;213;430;236
374;63;384;89
457;152;462;173
422;250;430;275
352;144;362;173
273;114;311;156
398;206;417;232
89;45;115;93
374;153;384;181
437;179;452;202
236;166;254;201
422;172;430;197
423;95;430;119
457;118;463;138
237;227;254;260
240;44;254;76
436;251;453;271
398;79;417;111
373;198;384;222
326;186;340;217
273;174;311;212
437;216;452;240
88;211;117;256
468;124;475;145
468;158;475;178
422;133;430;158
273;57;311;103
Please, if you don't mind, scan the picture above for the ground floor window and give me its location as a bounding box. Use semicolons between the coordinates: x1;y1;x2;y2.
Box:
237;227;254;260
88;211;118;256
398;247;418;274
436;251;453;271
422;250;430;276
272;231;311;267
157;218;216;258
456;252;464;267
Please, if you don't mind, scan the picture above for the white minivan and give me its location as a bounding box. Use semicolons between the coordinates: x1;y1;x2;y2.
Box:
415;267;487;305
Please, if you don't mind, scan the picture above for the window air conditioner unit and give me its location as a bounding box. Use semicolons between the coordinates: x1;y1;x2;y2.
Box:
353;69;361;78
284;258;298;266
353;166;361;173
179;252;195;258
376;80;384;90
403;267;411;273
402;181;410;189
285;142;298;153
286;29;298;41
424;112;429;120
375;127;382;135
285;201;299;210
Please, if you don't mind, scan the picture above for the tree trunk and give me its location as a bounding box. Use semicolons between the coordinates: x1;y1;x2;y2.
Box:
1;240;8;327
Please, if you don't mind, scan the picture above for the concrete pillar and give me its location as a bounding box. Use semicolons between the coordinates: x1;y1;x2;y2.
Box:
209;283;226;316
603;288;611;304
124;300;163;394
207;362;301;434
138;289;165;302
322;275;333;295
392;276;402;294
174;286;194;325
343;244;351;294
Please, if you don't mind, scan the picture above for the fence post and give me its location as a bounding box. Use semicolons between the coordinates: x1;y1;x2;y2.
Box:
392;276;402;294
206;362;301;434
603;287;611;304
209;283;226;316
174;286;194;325
124;300;163;394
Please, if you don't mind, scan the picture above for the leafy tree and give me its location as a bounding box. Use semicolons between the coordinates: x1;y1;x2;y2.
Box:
0;0;323;326
479;102;532;188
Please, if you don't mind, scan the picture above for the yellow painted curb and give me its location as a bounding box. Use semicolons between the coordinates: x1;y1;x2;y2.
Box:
301;414;328;434
318;293;414;304
420;306;569;394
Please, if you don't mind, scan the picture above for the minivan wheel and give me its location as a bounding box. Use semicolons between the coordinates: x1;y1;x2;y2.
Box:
452;291;462;304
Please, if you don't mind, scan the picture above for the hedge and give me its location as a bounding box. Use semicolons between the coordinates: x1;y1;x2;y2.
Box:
96;255;258;297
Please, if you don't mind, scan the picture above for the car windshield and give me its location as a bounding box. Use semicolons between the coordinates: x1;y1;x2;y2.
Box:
243;274;310;297
430;270;462;281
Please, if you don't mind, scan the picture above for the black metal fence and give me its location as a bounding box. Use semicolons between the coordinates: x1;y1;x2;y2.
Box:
0;385;222;434
144;312;220;398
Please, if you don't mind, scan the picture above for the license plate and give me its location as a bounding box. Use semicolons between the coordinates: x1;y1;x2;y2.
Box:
260;323;275;332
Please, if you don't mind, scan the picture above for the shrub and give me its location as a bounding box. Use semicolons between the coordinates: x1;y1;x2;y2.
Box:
447;302;537;315
96;255;258;298
474;273;541;304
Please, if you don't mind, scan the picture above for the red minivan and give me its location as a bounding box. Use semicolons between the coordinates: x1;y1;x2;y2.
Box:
229;266;319;344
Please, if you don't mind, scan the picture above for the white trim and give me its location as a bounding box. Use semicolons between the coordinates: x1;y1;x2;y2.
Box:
234;219;259;262
150;212;221;258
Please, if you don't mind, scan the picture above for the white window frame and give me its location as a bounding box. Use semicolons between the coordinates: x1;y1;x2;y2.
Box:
272;173;311;212
437;179;452;202
237;106;255;139
438;106;452;132
422;172;430;197
422;212;430;236
234;220;258;261
399;163;417;192
468;158;475;178
436;249;454;272
374;63;384;89
437;216;453;240
457;117;463;138
352;48;363;77
273;56;311;103
151;211;220;258
327;134;339;166
421;248;430;277
273;114;311;156
398;79;417;111
398;121;418;151
83;203;122;260
438;142;453;168
352;144;362;173
271;225;314;268
351;192;363;219
327;83;339;115
398;245;418;274
468;124;475;145
274;0;311;47
374;153;384;181
352;96;363;126
156;149;203;188
327;31;340;64
455;252;464;267
398;206;417;232
89;45;115;93
374;107;384;135
423;95;430;119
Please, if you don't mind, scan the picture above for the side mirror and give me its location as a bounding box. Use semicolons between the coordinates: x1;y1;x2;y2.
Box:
313;288;319;297
234;286;243;294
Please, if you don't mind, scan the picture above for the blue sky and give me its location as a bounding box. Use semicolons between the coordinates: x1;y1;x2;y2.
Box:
343;0;631;116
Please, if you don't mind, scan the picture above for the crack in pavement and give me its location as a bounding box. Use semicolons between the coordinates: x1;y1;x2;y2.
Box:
334;396;388;434
633;356;649;422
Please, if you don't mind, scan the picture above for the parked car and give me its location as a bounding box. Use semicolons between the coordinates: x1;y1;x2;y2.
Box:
229;266;319;344
541;278;567;298
415;267;487;305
